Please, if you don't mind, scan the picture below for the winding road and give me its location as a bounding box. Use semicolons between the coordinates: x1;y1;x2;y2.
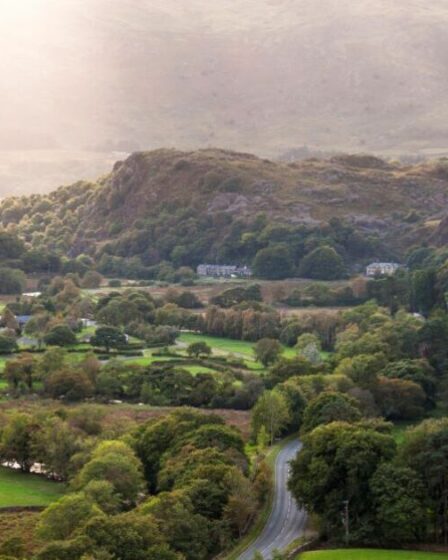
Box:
239;439;307;559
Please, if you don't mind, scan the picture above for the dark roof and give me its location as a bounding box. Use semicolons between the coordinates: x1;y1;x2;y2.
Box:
16;315;32;323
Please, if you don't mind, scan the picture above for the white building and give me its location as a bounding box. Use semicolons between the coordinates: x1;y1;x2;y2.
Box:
197;264;252;278
366;262;401;277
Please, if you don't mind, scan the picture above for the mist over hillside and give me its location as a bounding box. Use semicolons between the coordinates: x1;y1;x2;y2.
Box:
2;0;448;194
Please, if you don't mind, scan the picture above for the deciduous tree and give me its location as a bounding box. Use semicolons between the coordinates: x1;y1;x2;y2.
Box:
251;391;291;445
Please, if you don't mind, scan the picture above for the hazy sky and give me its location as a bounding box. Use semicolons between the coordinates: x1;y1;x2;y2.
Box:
1;0;448;159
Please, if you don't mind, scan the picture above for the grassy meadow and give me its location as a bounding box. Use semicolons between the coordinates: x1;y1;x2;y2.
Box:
299;551;448;560
0;467;65;507
178;332;297;359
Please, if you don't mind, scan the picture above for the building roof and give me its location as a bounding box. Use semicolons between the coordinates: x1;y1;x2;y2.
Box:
16;315;32;323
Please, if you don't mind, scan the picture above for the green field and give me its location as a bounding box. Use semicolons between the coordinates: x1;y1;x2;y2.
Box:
127;353;179;366
299;550;448;560
183;365;217;375
179;333;257;357
0;467;65;507
178;333;297;360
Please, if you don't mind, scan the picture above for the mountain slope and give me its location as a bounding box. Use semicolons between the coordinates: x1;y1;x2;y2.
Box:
1;149;447;273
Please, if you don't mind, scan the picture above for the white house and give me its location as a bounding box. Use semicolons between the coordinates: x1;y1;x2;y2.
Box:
366;262;401;277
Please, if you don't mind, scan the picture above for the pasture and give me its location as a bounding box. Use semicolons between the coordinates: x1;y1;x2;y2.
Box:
299;550;448;560
0;467;65;507
178;332;297;360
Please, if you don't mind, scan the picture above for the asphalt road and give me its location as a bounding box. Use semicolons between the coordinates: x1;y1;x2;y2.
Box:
239;439;307;560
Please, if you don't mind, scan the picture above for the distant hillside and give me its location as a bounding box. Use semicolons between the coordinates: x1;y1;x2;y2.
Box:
1;149;448;277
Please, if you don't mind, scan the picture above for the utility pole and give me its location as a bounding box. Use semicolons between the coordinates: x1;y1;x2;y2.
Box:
342;500;349;545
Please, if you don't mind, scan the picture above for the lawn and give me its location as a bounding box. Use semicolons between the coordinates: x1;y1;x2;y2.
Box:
183;365;217;375
178;333;257;358
127;352;218;376
299;550;448;560
0;467;65;507
127;354;179;366
178;332;299;361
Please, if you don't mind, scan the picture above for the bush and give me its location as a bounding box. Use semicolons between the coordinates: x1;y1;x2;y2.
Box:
44;325;77;347
45;369;94;401
0;334;18;354
81;271;103;289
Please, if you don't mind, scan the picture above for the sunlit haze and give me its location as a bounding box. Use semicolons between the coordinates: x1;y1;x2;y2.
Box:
1;0;448;194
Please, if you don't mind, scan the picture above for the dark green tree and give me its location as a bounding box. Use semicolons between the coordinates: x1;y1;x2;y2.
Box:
44;325;77;347
253;338;283;366
186;341;212;358
370;462;428;544
301;392;362;433
288;422;396;541
412;268;438;315
253;245;294;280
90;326;127;353
400;418;448;544
0;268;26;294
0;334;18;354
298;246;345;280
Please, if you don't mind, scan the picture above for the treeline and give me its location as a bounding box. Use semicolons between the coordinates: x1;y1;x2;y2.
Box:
0;408;268;559
289;418;448;546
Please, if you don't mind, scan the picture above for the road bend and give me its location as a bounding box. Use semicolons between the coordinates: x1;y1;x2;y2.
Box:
239;439;307;560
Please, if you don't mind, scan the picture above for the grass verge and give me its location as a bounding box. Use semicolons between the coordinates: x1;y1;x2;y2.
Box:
298;550;448;559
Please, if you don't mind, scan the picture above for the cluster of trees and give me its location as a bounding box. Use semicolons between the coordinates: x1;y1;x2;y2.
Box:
210;284;262;308
93;289;201;334
203;306;280;341
0;404;135;479
0;230;108;294
1;282;195;353
3;347;264;410
289;418;448;546
2;408;267;560
4;349;101;401
241;298;448;547
246;216;384;280
283;278;367;308
6;161;448;289
96;359;264;410
262;302;438;424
